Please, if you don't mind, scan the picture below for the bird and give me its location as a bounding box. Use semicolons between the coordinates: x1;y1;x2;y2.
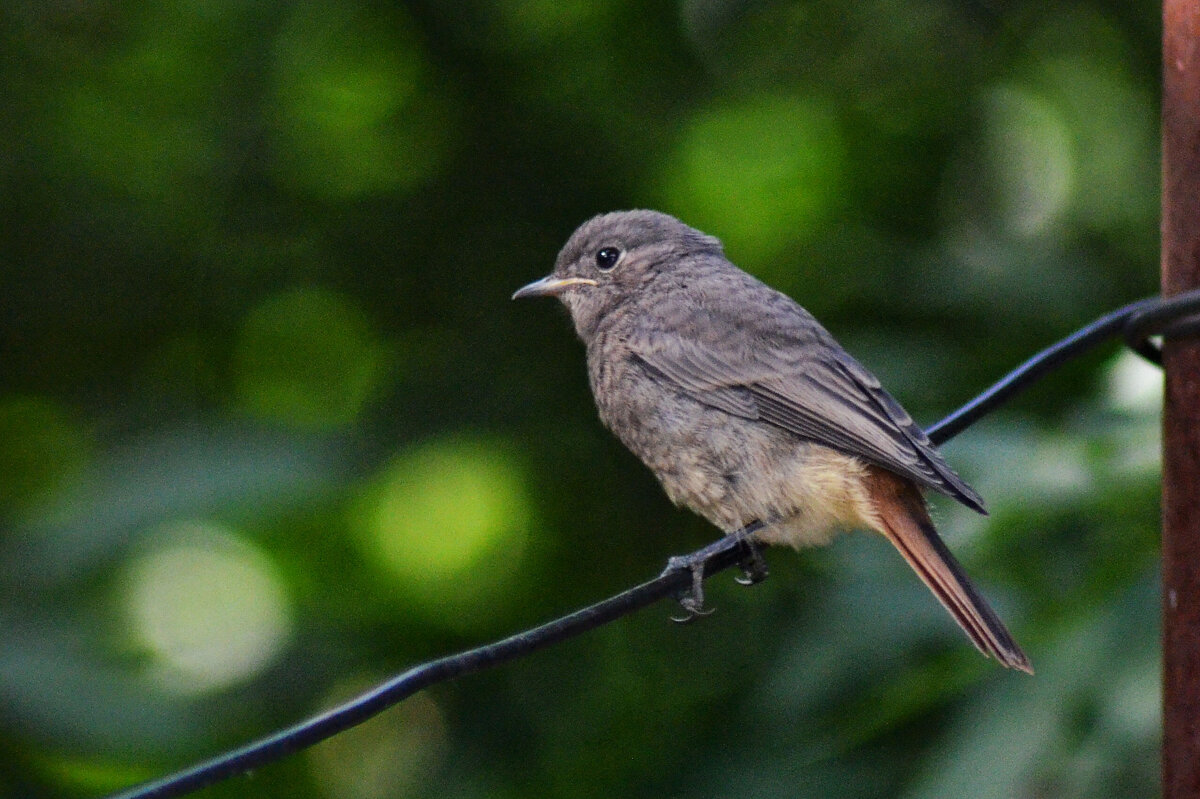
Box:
513;209;1031;673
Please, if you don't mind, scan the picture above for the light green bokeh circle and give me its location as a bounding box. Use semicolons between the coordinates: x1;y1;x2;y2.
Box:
659;95;846;269
352;437;533;627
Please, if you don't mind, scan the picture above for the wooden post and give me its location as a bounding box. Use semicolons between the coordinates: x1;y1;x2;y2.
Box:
1162;3;1200;797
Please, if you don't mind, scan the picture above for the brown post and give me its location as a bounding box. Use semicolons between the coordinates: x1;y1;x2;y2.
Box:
1162;3;1200;797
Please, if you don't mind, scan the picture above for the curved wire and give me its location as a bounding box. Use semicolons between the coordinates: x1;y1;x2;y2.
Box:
106;289;1200;799
1122;291;1200;365
926;294;1168;445
107;535;759;799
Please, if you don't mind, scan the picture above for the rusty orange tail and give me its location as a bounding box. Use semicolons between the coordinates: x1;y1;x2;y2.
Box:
866;469;1032;673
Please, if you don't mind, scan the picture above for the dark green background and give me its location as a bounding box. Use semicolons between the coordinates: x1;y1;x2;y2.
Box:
0;1;1163;797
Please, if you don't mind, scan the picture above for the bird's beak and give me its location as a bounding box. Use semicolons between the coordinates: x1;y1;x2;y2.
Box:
511;275;598;300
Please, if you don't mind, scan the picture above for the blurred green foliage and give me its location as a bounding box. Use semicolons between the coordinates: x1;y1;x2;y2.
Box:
0;1;1162;797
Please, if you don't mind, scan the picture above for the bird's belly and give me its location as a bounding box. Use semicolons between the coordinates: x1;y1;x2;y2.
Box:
598;382;879;548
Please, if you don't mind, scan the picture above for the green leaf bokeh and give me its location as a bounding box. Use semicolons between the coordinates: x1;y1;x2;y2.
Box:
0;1;1162;797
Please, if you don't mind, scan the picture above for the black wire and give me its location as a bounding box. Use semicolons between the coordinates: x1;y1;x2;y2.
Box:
104;289;1200;799
106;534;761;799
1122;291;1200;365
925;295;1161;444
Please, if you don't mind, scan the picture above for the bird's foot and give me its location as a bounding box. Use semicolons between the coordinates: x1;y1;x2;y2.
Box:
665;552;715;622
663;526;768;621
734;537;769;586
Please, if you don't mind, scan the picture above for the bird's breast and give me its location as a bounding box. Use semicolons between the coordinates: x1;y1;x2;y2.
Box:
586;337;878;544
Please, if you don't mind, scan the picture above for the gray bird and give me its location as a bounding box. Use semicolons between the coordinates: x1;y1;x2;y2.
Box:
513;210;1031;673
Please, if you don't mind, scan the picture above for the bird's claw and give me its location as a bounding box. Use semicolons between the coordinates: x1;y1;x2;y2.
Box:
670;600;714;623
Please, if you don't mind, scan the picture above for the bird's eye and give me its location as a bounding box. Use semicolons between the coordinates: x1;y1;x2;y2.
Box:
595;247;621;271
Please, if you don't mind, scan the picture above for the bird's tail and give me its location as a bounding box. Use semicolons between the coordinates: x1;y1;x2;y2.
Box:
865;468;1032;673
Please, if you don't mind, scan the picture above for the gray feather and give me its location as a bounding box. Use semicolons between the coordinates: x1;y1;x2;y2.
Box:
627;266;987;514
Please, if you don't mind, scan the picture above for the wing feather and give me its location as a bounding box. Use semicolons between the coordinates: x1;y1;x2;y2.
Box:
629;302;986;514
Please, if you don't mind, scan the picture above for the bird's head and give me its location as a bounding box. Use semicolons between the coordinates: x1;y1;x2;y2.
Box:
512;210;723;339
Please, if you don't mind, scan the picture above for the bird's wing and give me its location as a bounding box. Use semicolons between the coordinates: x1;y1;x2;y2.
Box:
629;309;986;514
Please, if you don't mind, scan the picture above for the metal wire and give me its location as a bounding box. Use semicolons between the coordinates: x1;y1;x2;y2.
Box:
105;288;1200;799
